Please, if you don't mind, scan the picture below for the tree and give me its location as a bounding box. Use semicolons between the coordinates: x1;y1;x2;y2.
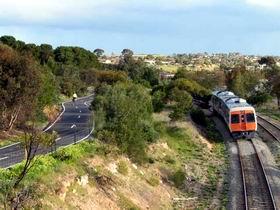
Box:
258;56;276;67
93;82;156;163
0;45;41;131
0;36;17;48
169;88;193;120
266;66;280;108
121;49;133;57
230;70;246;98
152;90;166;112
39;44;53;65
93;48;104;57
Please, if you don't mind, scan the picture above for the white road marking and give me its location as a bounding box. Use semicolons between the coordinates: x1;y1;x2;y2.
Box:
0;156;8;161
55;137;61;141
0;142;21;150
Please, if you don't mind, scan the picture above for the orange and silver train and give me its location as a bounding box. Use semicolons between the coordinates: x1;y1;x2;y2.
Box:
211;91;257;139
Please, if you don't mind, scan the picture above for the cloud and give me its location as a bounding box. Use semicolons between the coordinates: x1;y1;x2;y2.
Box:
0;0;221;25
0;0;125;24
245;0;280;9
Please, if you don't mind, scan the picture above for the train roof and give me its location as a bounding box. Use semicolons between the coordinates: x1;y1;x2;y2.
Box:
212;90;253;110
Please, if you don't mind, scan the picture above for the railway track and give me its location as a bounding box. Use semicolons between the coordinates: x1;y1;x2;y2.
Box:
237;139;276;210
257;115;280;143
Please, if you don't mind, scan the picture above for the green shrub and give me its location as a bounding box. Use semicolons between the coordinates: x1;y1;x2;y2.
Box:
152;90;166;112
146;176;160;187
93;82;155;164
164;155;176;164
117;161;128;175
118;193;141;210
171;169;185;188
142;121;159;143
51;144;84;161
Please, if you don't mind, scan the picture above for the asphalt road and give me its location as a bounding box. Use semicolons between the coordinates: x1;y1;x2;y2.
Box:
0;95;94;168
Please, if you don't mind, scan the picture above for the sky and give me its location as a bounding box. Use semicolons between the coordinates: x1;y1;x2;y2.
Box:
0;0;280;55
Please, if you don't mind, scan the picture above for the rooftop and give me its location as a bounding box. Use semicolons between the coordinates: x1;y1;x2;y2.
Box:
212;90;252;109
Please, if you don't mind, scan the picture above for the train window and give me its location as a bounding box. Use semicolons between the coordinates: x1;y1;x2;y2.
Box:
246;113;255;122
231;114;239;124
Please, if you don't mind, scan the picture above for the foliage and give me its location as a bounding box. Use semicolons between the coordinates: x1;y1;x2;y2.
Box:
80;69;128;86
118;54;159;87
0;44;41;130
265;65;280;108
225;66;265;98
0;141;97;209
93;48;105;57
171;169;185;188
121;49;133;57
247;92;272;106
169;87;193;120
118;193;140;210
174;68;226;90
39;44;53;65
93;82;157;163
117;161;128;175
146;176;160;186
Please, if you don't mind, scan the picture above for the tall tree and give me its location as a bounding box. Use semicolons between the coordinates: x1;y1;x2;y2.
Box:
0;36;17;48
266;66;280;108
0;45;41;131
121;49;133;57
39;44;53;65
93;48;104;57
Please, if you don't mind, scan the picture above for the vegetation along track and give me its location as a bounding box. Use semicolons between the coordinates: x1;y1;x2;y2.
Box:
237;139;276;210
257;115;280;143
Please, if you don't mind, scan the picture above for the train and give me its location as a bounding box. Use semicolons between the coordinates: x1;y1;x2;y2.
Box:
210;90;257;139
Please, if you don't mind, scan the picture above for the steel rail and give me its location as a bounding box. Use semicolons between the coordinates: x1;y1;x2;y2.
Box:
237;139;276;210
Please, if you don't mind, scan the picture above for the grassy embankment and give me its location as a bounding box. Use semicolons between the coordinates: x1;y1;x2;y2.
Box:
0;111;228;209
257;99;280;121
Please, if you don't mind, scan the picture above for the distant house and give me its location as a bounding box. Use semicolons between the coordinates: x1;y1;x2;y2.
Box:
144;59;156;65
159;72;175;80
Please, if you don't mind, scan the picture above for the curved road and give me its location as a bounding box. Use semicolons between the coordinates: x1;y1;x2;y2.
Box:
0;95;94;168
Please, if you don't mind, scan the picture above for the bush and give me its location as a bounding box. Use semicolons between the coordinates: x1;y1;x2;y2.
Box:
247;92;272;106
171;169;186;188
51;145;84;162
93;82;155;164
146;176;160;187
164;155;176;164
142;122;159;143
190;108;207;126
117;161;128;175
152;90;166;112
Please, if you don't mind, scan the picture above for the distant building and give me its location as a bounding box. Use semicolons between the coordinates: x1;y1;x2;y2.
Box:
160;72;175;80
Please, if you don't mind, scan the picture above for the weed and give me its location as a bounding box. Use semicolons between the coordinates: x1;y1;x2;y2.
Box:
118;193;141;210
117;161;128;175
164;155;176;164
146;176;160;187
171;169;185;188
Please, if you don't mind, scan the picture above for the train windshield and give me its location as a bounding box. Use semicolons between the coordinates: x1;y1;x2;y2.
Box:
231;114;239;124
246;113;255;122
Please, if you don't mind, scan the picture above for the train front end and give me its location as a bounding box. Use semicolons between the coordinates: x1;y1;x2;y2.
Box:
229;107;257;139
